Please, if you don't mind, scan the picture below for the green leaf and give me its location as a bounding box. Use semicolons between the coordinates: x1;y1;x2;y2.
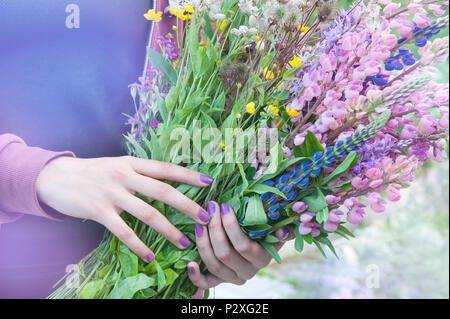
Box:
124;134;148;159
143;131;163;161
322;151;358;185
316;206;329;224
203;13;214;39
264;235;280;244
163;268;179;286
302;187;328;213
313;239;327;258
297;131;325;158
293;226;304;253
118;244;138;277
242;195;267;226
245;184;287;200
260;241;282;264
337;224;355;238
303;233;313;245
314;236;338;258
156;262;166;291
147;48;177;84
108;274;155;299
79;280;104;299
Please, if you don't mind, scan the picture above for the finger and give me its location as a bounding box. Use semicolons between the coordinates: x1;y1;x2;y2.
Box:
192;289;205;299
207;201;258;281
187;262;223;290
114;193;192;250
220;203;272;268
102;213;155;263
126;174;211;225
128;157;214;187
195;223;245;285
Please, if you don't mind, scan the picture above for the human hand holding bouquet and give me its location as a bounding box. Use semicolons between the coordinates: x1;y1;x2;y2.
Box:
49;0;449;299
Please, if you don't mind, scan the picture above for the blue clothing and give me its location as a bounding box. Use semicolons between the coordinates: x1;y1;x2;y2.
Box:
0;0;152;297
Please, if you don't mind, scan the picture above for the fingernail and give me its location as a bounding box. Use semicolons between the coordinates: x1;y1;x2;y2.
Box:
180;236;191;248
200;174;214;185
187;265;195;274
207;201;215;215
221;203;230;215
146;253;155;263
281;227;290;240
195;224;204;238
199;209;210;223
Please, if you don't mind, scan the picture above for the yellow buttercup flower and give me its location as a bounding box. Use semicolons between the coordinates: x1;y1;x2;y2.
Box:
289;55;302;68
221;142;226;150
263;67;275;80
144;9;163;22
268;103;279;115
246;102;256;114
169;5;194;20
286;106;300;117
297;25;310;33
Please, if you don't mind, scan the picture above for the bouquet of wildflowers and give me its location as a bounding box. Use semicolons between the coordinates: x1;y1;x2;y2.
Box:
49;0;449;299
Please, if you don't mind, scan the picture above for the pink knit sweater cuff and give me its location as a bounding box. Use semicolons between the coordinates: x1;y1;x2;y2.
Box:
0;134;75;224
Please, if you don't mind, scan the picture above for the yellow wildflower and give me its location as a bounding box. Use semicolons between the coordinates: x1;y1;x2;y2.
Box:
297;25;310;33
246;102;256;114
144;9;163;22
263;67;275;80
286;107;300;117
221;142;226;150
169;5;194;20
268;103;279;115
274;117;285;129
219;20;227;32
289;56;302;68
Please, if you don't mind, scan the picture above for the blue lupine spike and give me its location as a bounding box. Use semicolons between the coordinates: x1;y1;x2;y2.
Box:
280;174;290;184
267;195;278;205
284;183;294;193
264;180;275;187
259;110;392;224
280;201;289;209
269;203;279;213
311;169;321;178
299;177;310;189
286;190;297;201
249;228;271;239
268;211;280;220
302;160;312;171
261;192;272;200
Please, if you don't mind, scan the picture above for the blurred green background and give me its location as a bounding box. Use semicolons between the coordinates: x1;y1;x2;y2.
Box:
213;1;449;299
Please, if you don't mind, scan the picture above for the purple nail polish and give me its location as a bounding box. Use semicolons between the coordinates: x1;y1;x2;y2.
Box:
200;174;214;184
199;209;210;223
187;266;195;274
180;236;191;248
282;227;290;240
195;224;204;238
221;203;230;215
207;201;216;215
146;253;155;263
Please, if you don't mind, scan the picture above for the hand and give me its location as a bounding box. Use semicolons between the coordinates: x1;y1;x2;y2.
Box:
36;156;214;262
187;201;294;291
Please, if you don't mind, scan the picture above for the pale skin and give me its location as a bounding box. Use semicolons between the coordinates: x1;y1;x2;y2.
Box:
36;156;294;291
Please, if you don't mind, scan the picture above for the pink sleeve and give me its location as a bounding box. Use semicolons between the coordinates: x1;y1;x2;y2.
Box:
0;134;75;227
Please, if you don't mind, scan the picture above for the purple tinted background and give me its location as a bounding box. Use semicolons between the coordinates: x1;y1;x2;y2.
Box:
0;0;151;298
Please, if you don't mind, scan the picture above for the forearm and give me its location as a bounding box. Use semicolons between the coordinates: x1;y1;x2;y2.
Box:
0;133;75;225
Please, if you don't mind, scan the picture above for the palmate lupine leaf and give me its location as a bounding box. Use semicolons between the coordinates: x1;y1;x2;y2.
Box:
247;110;392;239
